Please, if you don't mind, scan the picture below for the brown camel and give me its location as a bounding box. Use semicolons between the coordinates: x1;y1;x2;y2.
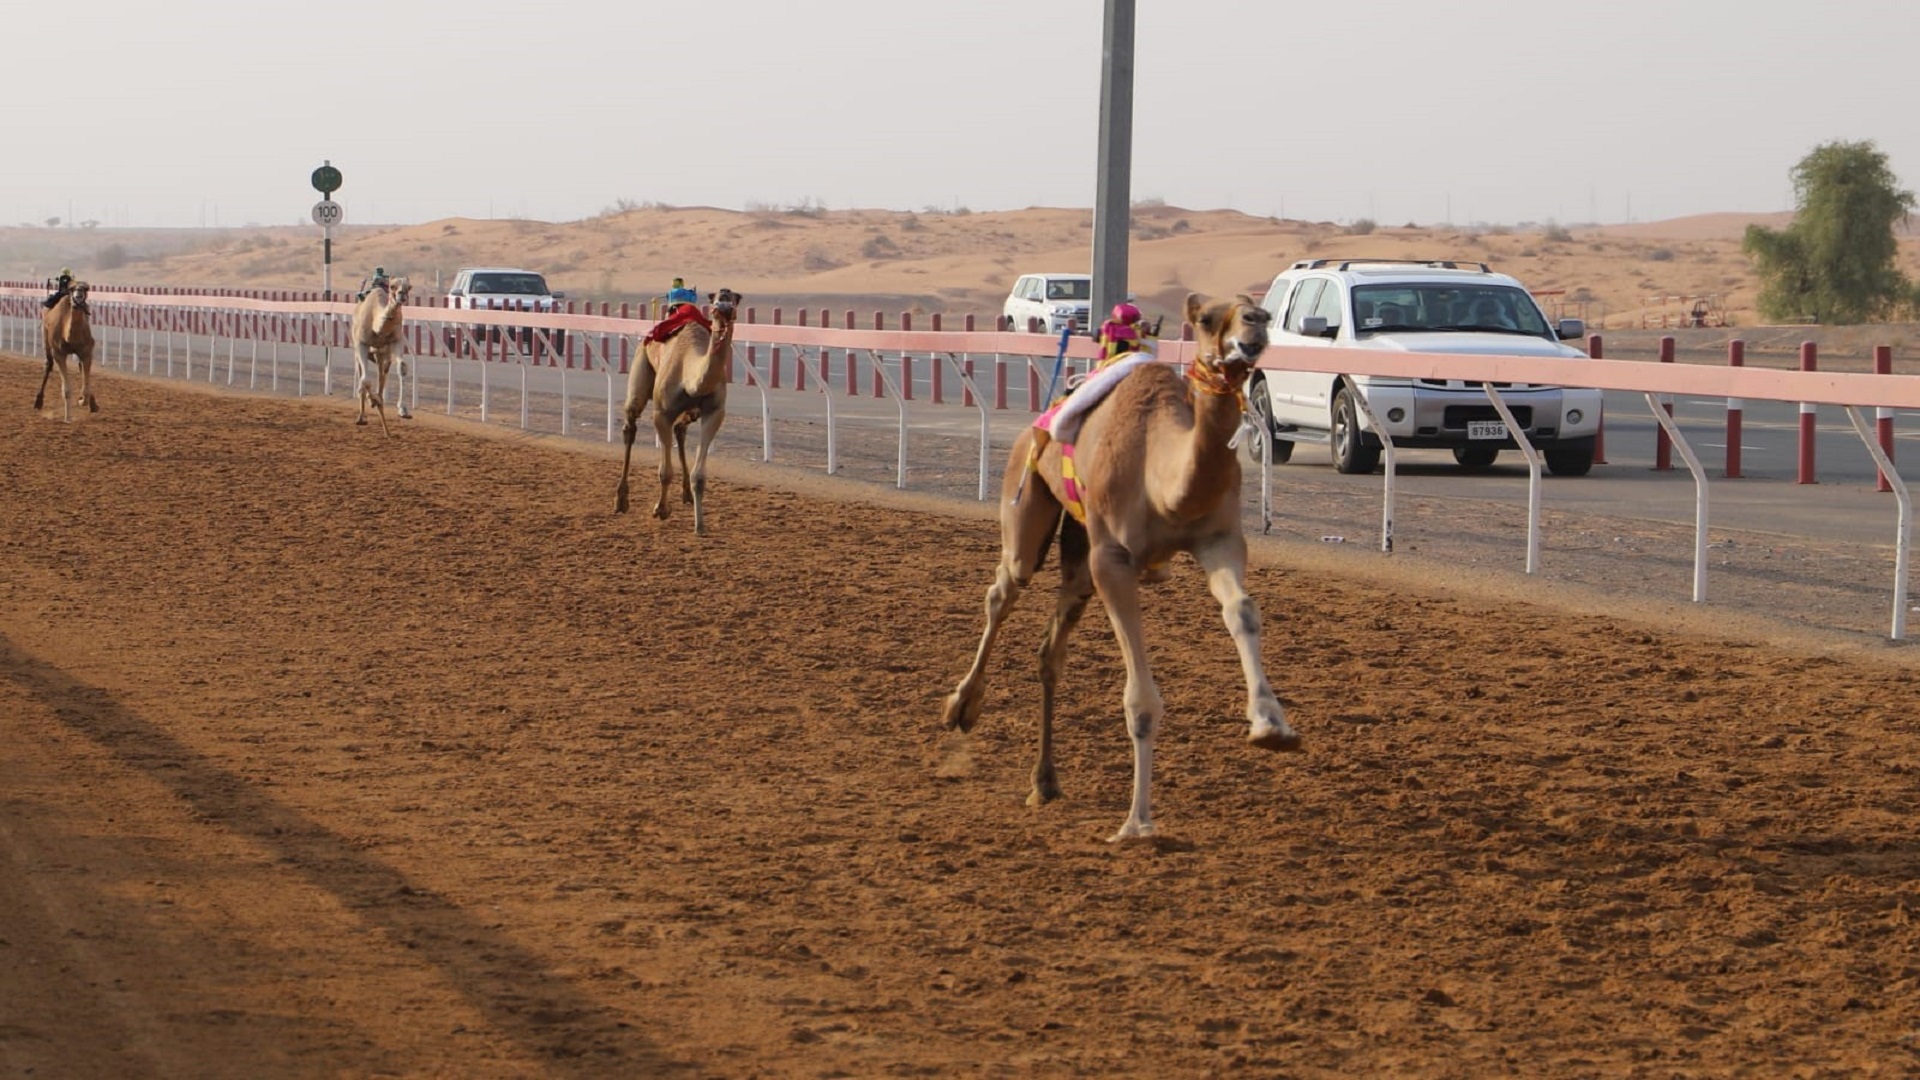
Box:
615;289;741;536
350;276;410;435
36;282;98;422
941;292;1298;842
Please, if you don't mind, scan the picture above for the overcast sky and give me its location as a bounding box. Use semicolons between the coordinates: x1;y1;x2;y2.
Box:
6;0;1914;229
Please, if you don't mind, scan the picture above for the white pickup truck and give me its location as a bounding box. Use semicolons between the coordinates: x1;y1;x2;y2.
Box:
444;266;567;354
1245;258;1602;476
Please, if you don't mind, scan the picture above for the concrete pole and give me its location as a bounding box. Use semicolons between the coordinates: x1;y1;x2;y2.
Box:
1092;0;1135;332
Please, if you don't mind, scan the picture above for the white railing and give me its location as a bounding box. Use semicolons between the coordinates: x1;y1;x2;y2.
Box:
5;284;1917;637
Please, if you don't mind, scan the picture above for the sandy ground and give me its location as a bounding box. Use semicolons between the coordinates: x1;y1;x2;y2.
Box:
7;357;1920;1078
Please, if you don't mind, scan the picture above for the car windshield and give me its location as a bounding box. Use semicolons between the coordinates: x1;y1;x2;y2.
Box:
1351;284;1549;337
471;273;550;295
1045;279;1091;301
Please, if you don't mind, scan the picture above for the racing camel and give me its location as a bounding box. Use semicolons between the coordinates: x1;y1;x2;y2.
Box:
941;292;1298;842
615;289;740;536
35;282;98;422
350;276;410;435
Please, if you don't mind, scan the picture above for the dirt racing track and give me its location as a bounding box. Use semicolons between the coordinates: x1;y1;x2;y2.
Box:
6;356;1920;1078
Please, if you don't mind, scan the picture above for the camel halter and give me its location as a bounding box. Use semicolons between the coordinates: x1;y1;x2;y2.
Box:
1189;347;1247;409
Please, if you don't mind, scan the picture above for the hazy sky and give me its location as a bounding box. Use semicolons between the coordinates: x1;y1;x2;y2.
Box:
7;0;1915;229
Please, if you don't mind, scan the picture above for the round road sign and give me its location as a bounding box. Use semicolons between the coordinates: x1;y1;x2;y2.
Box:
311;164;343;194
311;200;344;228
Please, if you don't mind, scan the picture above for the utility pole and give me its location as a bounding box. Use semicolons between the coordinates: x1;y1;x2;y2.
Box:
1091;0;1135;333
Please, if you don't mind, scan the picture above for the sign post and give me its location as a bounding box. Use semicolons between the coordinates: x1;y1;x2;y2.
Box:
311;162;344;394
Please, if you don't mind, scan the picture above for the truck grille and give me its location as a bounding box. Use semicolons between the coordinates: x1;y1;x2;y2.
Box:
1443;404;1534;429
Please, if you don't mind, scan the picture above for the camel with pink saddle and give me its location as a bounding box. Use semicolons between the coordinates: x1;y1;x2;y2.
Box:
941;292;1300;842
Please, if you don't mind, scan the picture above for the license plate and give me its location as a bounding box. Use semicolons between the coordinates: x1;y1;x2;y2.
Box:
1467;420;1507;440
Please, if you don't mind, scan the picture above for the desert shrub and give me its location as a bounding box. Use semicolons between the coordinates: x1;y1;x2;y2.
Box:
93;243;128;270
1543;224;1574;243
862;234;900;259
1648;248;1675;262
1172;219;1191;233
802;248;843;271
900;214;924;232
1345;218;1377;236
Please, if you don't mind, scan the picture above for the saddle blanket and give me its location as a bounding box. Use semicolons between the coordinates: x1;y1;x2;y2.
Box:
644;305;712;345
1031;351;1158;444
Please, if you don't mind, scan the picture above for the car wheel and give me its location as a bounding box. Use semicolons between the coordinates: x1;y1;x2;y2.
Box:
1546;436;1596;477
1331;387;1381;474
1244;374;1294;465
1453;444;1500;470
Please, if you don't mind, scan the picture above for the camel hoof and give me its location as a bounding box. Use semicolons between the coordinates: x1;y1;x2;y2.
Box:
940;691;979;734
398;409;413;420
1026;778;1062;807
652;504;671;521
1248;727;1303;753
32;396;44;410
356;417;368;426
87;400;98;413
1108;820;1157;843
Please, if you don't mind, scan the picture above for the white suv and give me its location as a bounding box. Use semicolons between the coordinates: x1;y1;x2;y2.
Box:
1003;272;1092;334
1246;258;1602;476
445;266;566;353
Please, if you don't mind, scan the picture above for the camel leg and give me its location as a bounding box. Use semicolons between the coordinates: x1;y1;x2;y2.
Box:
394;351;412;419
1031;515;1092;806
80;350;97;413
34;350;54;413
373;355;392;437
942;434;1064;734
615;355;656;513
52;357;73;423
1193;532;1301;752
688;407;725;537
354;343;374;426
651;412;677;521
675;421;694;505
1090;540;1165;842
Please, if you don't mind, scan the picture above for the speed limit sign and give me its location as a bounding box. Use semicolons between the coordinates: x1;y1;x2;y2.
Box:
311;200;344;227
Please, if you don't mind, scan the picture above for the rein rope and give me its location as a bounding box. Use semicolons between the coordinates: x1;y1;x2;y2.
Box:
1188;349;1246;411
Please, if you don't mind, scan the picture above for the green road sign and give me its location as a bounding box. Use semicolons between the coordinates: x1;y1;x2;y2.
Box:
311;164;343;195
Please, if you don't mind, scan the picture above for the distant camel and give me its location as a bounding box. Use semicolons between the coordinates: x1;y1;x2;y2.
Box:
35;282;98;422
615;289;741;536
941;292;1298;842
350;276;410;435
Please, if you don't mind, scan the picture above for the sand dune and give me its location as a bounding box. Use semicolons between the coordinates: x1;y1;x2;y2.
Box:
5;205;1917;331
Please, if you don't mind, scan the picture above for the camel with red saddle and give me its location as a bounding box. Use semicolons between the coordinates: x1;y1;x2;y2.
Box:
36;282;98;422
615;289;741;536
941;291;1300;842
350;277;411;435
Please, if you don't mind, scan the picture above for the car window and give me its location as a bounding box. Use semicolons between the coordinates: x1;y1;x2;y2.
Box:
1283;279;1325;334
1261;280;1293;324
1310;280;1345;328
1045;279;1090;301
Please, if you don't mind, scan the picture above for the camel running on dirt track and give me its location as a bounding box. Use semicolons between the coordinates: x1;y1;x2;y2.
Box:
35;282;98;422
350;277;411;436
941;292;1299;842
615;289;741;536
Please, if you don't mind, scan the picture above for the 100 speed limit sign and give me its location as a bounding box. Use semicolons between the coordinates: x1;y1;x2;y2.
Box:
311;201;344;227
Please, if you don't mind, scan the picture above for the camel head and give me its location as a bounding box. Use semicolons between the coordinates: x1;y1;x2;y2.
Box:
385;276;412;304
708;288;742;325
68;281;91;313
1184;292;1270;388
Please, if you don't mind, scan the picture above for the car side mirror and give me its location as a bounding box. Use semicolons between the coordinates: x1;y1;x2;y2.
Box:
1556;318;1585;341
448;289;464;297
552;291;566;300
1301;315;1338;339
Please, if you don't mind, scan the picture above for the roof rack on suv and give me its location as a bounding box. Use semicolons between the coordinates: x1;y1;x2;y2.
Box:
1288;258;1493;272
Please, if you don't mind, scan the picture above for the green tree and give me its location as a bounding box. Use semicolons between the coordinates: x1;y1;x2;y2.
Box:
1744;140;1914;324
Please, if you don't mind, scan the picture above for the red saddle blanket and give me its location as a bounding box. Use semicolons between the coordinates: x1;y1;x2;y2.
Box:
644;305;711;345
